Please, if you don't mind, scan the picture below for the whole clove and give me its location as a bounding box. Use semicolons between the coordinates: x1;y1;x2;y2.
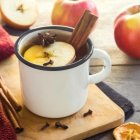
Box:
55;122;68;130
43;59;54;66
83;109;93;117
15;127;24;133
39;122;50;131
17;4;24;13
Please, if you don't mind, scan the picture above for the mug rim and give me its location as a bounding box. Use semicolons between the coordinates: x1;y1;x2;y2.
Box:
15;25;93;71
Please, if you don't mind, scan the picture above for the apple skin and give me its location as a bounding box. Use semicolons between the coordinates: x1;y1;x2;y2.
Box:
114;5;140;59
51;0;98;27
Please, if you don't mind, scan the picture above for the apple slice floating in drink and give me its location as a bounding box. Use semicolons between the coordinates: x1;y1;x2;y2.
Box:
24;42;76;67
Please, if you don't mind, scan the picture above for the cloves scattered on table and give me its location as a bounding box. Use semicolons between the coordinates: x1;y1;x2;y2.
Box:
39;122;50;131
83;109;93;117
55;121;68;130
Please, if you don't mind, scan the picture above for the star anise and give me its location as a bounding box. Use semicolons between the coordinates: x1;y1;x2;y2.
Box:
38;32;56;47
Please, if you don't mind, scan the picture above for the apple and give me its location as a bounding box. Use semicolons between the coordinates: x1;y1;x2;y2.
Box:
51;0;98;27
114;4;140;59
0;0;38;29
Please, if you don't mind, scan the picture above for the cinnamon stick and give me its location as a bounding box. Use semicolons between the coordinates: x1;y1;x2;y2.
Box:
3;103;23;133
69;10;98;51
0;88;23;132
77;14;97;49
69;10;90;44
0;76;22;112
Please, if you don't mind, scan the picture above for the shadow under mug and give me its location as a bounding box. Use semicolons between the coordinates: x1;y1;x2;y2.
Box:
15;26;111;118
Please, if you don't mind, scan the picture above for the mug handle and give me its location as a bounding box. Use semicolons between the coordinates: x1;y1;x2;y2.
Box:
88;48;111;84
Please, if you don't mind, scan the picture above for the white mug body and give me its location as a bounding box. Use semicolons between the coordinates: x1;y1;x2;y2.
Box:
19;60;89;118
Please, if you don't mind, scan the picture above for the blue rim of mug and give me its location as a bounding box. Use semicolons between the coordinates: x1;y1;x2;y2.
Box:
15;25;93;71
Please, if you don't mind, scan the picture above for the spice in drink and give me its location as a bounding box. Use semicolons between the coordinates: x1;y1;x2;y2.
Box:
43;59;54;66
38;32;56;47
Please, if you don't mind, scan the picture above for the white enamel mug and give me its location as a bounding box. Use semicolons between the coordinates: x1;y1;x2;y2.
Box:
15;26;111;118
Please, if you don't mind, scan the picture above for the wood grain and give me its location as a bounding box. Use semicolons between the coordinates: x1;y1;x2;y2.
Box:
90;47;140;66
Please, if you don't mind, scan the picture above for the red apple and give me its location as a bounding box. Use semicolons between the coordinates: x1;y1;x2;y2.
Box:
114;4;140;59
51;0;98;27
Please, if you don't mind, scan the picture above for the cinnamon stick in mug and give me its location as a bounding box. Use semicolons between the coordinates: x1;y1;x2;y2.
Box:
69;10;98;51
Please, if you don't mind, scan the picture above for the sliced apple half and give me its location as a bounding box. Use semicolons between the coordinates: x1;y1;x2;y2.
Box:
0;0;38;29
24;42;76;67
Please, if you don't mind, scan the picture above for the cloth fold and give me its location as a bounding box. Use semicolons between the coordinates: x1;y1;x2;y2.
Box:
0;101;16;140
0;26;14;61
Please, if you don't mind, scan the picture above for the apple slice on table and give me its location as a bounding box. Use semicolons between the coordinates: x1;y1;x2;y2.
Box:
0;0;38;29
24;42;76;67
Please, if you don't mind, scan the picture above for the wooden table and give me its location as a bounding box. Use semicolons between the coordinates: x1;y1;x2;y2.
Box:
1;0;140;140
